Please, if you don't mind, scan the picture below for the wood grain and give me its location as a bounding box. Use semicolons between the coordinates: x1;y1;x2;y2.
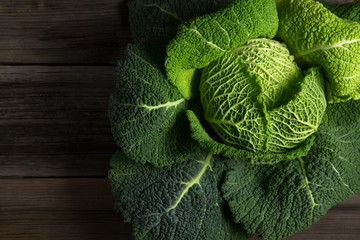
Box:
288;195;360;240
0;66;116;177
0;178;132;240
0;0;131;65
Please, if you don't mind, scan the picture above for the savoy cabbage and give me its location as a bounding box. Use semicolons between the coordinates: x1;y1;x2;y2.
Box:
199;39;327;154
108;0;360;239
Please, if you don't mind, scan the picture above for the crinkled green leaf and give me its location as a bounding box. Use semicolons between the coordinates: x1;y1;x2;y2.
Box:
128;0;232;44
127;0;232;72
232;38;303;110
165;0;279;99
109;44;199;167
322;1;360;23
108;151;248;240
268;68;327;152
199;53;270;152
222;100;360;240
186;108;314;164
277;0;360;102
195;40;325;158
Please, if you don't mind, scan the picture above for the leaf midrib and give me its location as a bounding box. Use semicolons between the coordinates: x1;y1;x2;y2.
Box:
166;153;212;212
294;39;360;58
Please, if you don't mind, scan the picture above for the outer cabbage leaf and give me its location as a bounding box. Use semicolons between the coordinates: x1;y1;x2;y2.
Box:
128;0;232;44
109;44;199;167
165;0;279;99
199;53;270;152
232;38;303;110
222;100;360;240
322;1;360;23
108;151;248;240
268;68;327;152
277;0;360;102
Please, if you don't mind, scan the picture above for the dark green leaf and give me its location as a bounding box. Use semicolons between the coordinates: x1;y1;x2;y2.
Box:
222;100;360;240
322;1;360;23
109;151;248;240
109;44;199;167
128;0;232;44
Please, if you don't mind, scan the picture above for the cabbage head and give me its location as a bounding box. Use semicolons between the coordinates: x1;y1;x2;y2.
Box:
198;38;327;158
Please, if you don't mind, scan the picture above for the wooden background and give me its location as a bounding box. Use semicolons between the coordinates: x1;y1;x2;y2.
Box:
0;0;359;239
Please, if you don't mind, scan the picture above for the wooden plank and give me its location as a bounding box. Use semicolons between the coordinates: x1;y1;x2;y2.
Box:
0;0;131;65
0;178;358;240
0;66;117;177
0;154;113;177
0;178;132;240
288;194;360;240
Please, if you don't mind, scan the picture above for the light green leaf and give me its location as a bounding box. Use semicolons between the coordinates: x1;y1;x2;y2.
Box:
268;68;327;152
186;109;314;164
165;0;278;99
196;39;325;157
277;0;360;102
109;44;199;167
199;53;269;152
232;38;303;110
108;151;248;240
222;100;360;240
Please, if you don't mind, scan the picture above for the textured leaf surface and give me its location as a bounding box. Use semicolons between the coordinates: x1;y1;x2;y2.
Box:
186;109;314;164
108;151;247;240
222;100;360;240
277;0;360;102
109;44;198;167
128;0;232;44
268;68;327;152
199;53;269;152
165;0;278;99
232;38;303;110
322;1;360;23
197;39;325;157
